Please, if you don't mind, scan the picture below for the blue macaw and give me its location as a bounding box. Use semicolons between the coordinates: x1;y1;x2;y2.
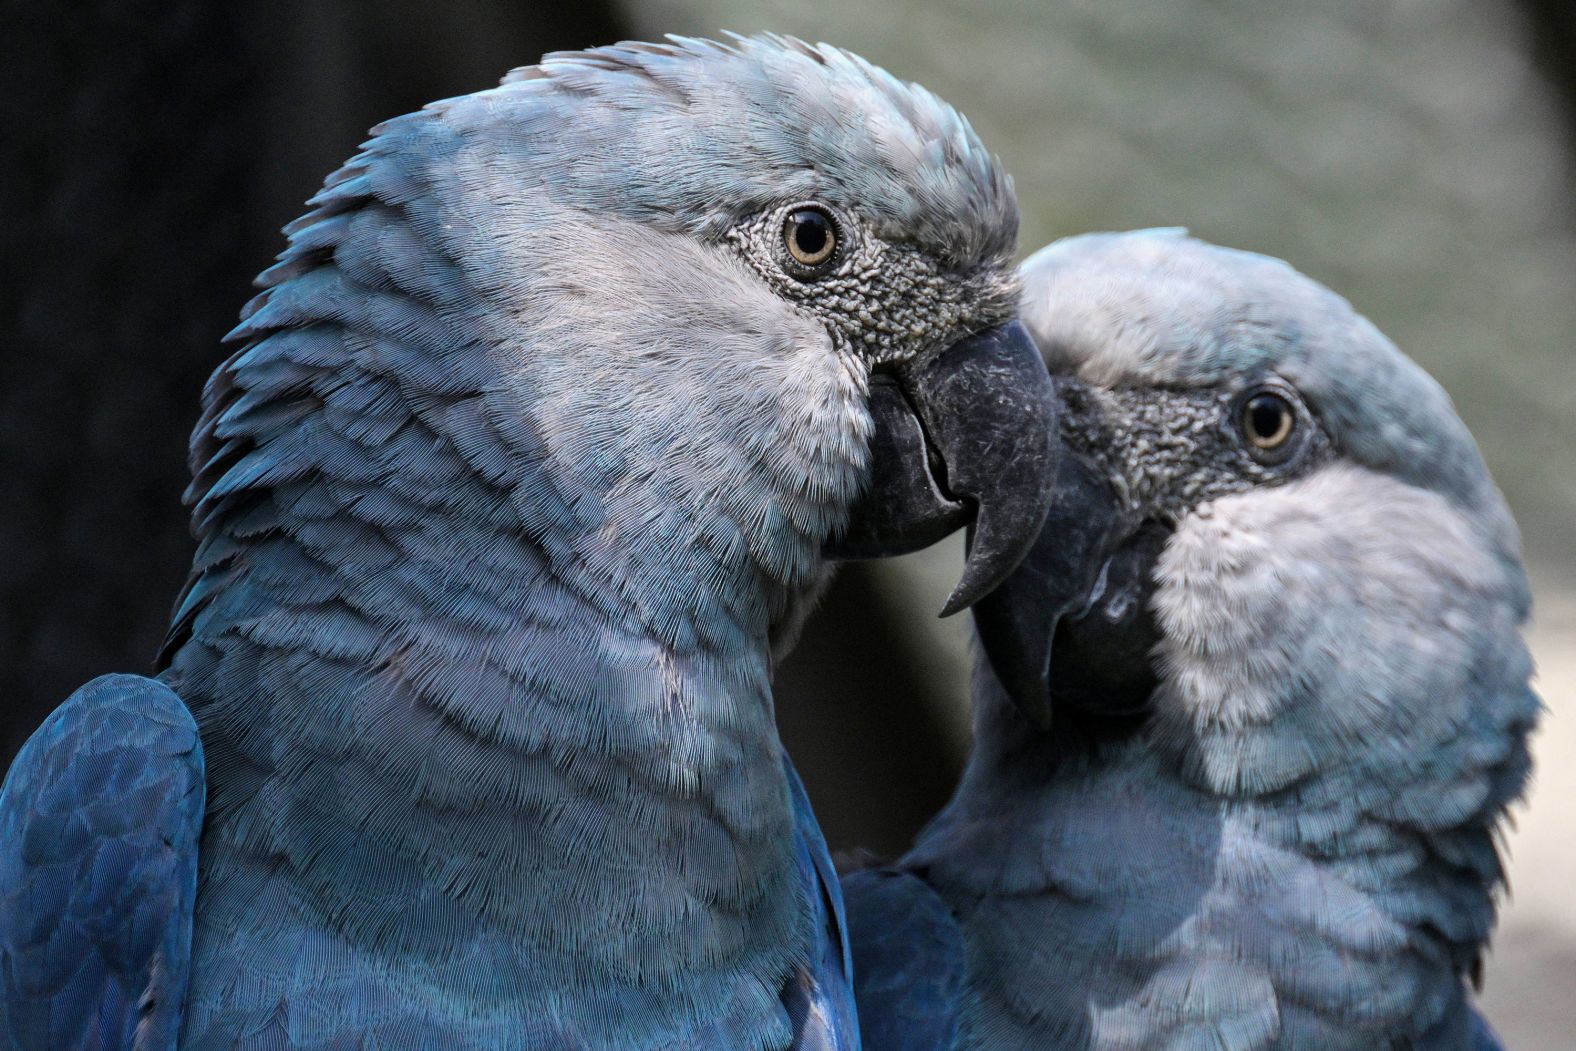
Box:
0;36;1060;1049
847;230;1535;1051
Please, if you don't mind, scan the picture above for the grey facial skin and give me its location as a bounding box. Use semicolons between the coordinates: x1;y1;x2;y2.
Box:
845;229;1536;1051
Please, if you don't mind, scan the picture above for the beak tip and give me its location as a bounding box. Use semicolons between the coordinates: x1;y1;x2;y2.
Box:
938;594;970;619
939;556;1007;617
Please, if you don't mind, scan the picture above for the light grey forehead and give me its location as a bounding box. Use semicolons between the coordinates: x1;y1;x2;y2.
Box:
1020;229;1497;510
416;35;1016;269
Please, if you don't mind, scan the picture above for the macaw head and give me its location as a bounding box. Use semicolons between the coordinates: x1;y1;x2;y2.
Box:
183;36;1059;667
979;230;1534;816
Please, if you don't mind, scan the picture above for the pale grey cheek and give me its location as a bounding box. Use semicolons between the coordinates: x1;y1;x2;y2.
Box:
1146;462;1525;792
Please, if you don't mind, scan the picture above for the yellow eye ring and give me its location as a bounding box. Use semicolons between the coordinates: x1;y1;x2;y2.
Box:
1240;391;1296;452
783;205;838;270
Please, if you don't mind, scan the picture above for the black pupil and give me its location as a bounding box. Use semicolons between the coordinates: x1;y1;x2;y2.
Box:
791;211;830;258
1247;395;1287;440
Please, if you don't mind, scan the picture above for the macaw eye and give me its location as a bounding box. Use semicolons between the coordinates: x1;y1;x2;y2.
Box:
1239;391;1296;453
783;205;839;271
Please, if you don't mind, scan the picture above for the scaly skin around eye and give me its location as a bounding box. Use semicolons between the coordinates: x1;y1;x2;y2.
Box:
727;206;1019;367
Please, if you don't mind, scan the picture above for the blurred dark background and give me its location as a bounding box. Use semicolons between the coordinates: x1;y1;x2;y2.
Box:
3;1;1573;1044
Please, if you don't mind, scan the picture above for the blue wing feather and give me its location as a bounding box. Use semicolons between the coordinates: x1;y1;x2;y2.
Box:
781;759;860;1051
841;867;965;1051
0;674;204;1050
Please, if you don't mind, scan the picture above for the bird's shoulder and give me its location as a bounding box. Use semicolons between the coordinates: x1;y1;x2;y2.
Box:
0;673;204;1050
840;863;966;1051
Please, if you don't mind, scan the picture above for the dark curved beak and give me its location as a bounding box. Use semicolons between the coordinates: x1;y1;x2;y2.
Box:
971;383;1165;730
971;450;1123;728
825;321;1061;616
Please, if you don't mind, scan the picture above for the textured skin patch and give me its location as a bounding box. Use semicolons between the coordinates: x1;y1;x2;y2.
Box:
1054;377;1334;524
728;208;1019;367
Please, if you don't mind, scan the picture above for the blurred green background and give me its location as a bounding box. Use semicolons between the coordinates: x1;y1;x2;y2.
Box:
3;0;1571;1045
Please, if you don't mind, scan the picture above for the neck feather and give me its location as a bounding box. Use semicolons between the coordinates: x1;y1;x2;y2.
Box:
162;273;863;1013
907;670;1512;1049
